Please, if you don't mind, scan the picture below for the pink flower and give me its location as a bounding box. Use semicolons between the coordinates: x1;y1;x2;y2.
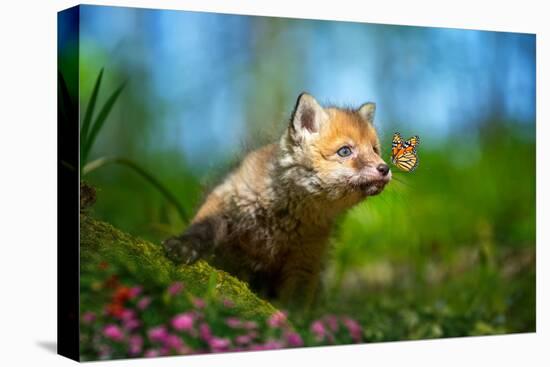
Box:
209;337;230;352
167;282;184;296
225;317;241;328
121;309;136;321
263;340;284;349
251;340;283;350
247;330;259;339
199;323;212;341
128;286;142;299
285;332;304;347
82;311;96;324
244;320;258;330
223;298;235;308
343;317;362;343
324;315;339;332
235;335;252;345
137;296;151;310
268;311;287;328
165;334;183;350
123;318;141;331
103;324;124;342
148;326;168;342
172;313;194;331
144;349;160;358
128;335;143;355
310;320;325;341
192;297;206;309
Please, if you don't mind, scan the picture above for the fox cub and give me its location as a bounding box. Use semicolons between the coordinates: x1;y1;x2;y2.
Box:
164;93;391;308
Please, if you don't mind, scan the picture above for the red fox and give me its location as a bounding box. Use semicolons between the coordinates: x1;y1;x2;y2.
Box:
164;93;391;308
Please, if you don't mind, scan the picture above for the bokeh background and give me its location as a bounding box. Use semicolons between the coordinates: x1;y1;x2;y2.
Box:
61;4;535;339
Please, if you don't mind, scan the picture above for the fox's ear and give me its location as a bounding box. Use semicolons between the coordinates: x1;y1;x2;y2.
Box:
290;93;329;139
357;102;376;124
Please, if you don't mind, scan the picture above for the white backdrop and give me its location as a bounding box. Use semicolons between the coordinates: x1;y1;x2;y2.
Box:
0;0;546;366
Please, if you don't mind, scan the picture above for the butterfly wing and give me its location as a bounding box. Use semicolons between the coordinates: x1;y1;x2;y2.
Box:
403;135;420;153
394;151;418;172
391;132;404;160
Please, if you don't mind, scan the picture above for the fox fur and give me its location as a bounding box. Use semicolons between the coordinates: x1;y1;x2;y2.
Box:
163;92;391;308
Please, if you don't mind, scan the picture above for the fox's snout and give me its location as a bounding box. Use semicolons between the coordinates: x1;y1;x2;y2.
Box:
376;163;390;176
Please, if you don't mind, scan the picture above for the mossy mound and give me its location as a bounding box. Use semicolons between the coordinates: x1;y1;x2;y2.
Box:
79;214;277;320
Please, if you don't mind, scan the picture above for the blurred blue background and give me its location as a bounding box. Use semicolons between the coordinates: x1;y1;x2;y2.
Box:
70;5;535;170
61;5;536;338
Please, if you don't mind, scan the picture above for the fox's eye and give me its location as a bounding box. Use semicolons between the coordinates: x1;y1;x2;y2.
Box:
373;146;380;155
337;146;353;157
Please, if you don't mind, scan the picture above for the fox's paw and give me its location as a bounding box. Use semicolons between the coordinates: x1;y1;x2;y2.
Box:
162;235;211;265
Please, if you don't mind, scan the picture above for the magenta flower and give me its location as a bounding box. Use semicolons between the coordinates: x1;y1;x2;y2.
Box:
165;334;184;350
167;282;184;296
103;324;124;342
324;315;339;332
225;317;241;328
192;297;206;309
209;337;230;352
123;318;141;331
144;349;160;358
247;330;259;339
251;340;283;350
128;335;143;355
310;320;325;341
172;313;194;331
285;331;304;347
264;340;284;349
121;309;136;321
343;317;362;343
199;323;212;341
268;311;288;328
82;311;96;324
128;286;142;299
223;298;235;308
235;335;252;345
244;320;258;330
137;296;151;310
148;326;168;343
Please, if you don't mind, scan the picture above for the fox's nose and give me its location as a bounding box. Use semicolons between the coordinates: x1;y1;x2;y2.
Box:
377;163;390;176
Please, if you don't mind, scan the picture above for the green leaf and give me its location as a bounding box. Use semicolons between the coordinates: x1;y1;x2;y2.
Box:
82;156;189;222
81;80;127;166
58;71;75;127
80;68;104;168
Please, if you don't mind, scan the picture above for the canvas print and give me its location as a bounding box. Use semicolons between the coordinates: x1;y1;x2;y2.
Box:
58;4;536;361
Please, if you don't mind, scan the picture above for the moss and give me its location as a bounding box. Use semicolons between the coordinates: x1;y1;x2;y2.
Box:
80;214;277;319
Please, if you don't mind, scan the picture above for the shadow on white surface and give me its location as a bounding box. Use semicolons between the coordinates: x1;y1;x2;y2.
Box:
36;341;57;355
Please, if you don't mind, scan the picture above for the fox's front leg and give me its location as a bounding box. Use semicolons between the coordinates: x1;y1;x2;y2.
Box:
163;216;225;265
277;247;324;310
278;266;320;310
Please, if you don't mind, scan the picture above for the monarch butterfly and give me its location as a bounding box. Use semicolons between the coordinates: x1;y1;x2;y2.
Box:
391;132;420;172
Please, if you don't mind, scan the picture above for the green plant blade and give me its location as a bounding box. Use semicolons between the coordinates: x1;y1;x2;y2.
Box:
82;156;189;222
80;68;104;163
81;80;127;165
58;71;75;127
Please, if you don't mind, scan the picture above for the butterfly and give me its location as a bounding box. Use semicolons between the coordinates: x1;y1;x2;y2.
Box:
391;132;420;172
